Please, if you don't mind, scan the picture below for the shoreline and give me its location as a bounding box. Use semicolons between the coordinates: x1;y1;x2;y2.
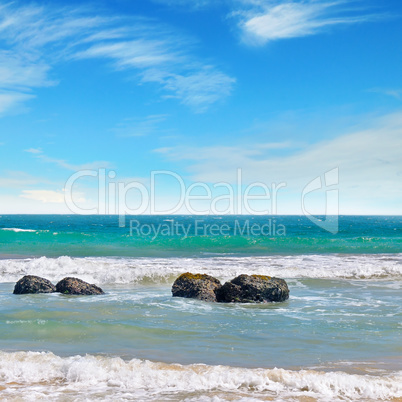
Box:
1;251;402;259
1;347;401;374
0;350;400;401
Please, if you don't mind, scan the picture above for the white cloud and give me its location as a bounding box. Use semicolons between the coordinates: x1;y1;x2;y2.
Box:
0;52;54;90
112;114;169;137
147;1;381;46
0;91;35;115
24;148;42;154
40;156;112;171
155;111;402;213
150;0;217;9
75;32;235;111
369;88;402;100
0;171;49;188
20;189;65;203
157;67;236;112
76;39;181;69
0;2;234;114
0;4;106;50
236;1;379;45
0;194;71;213
24;148;112;171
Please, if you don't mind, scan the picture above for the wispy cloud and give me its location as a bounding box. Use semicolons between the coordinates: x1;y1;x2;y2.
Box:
154;111;402;212
369;88;402;100
0;170;86;210
24;148;42;154
234;1;381;45
20;189;65;203
0;52;54;90
0;3;95;114
147;0;381;45
0;2;234;114
74;30;235;111
0;91;35;115
150;0;217;9
155;67;235;112
75;38;182;68
0;171;51;188
24;149;112;171
112;114;170;137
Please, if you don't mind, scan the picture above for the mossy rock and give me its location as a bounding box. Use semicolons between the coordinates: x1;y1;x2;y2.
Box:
251;274;272;281
13;275;56;294
178;273;211;281
56;277;104;295
216;274;289;303
172;272;222;302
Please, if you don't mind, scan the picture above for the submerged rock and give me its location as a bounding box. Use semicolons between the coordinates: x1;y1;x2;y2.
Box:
172;273;222;302
216;274;289;303
13;275;56;294
56;277;104;295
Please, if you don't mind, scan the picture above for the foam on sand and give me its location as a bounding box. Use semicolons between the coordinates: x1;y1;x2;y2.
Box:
0;351;401;401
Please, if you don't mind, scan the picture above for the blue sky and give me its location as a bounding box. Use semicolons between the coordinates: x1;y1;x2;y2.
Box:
0;0;401;215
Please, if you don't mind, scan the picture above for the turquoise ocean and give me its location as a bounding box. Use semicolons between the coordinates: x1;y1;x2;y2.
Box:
0;215;401;401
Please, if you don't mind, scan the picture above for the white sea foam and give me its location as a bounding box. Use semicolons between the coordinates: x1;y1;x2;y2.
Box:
0;254;401;285
1;228;38;233
0;351;400;401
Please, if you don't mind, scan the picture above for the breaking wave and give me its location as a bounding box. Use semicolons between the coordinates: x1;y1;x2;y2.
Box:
0;351;401;401
0;254;401;285
1;228;38;233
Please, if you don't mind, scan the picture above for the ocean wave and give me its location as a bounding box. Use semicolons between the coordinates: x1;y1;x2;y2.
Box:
0;351;400;401
0;254;401;285
0;228;38;233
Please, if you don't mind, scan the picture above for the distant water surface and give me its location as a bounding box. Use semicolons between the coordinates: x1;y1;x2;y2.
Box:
0;215;401;257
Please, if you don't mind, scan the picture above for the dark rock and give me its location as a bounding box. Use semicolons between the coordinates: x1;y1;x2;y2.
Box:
172;273;222;302
13;275;56;294
56;277;104;295
216;274;289;303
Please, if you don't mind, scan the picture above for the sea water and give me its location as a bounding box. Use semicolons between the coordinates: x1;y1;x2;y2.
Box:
0;215;401;401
